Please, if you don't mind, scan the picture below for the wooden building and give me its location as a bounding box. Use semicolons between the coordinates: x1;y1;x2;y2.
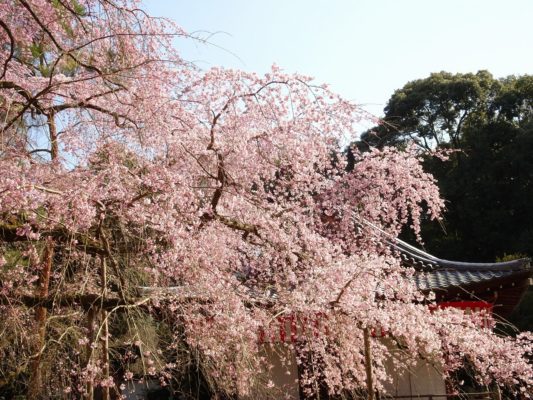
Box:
382;239;532;399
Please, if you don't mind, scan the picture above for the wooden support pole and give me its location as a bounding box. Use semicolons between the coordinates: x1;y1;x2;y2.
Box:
363;328;375;400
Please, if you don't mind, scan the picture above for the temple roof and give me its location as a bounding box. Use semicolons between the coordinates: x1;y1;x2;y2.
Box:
354;215;533;316
391;236;532;316
393;237;530;273
391;237;531;286
414;269;523;291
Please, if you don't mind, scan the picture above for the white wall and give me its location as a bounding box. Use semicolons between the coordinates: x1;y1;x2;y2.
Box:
382;340;447;399
244;343;301;400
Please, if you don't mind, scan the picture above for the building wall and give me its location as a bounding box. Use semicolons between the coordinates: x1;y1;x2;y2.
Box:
382;359;447;398
244;343;301;400
252;340;446;400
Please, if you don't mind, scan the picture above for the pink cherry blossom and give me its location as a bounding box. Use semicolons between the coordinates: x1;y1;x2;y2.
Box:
0;0;531;398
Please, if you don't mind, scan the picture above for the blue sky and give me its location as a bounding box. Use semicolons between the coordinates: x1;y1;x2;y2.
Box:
144;0;533;119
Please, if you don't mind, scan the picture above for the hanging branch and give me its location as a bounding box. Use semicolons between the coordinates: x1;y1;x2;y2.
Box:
84;307;97;400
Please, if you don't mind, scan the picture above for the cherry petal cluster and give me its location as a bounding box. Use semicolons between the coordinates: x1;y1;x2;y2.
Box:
0;0;531;398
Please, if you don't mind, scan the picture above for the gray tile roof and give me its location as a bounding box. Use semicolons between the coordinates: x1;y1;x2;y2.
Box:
414;269;518;291
353;215;531;288
392;238;532;291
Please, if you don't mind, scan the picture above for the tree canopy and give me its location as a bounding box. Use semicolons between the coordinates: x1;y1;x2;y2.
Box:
1;2;533;399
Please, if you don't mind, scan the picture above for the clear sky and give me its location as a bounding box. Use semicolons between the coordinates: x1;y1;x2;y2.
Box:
144;0;532;118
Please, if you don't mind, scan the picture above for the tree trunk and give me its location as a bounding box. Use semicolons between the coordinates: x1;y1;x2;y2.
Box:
48;110;58;160
27;238;54;399
363;328;374;400
101;257;110;400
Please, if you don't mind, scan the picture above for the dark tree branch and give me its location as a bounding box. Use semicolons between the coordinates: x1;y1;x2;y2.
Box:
28;148;52;155
210;153;226;211
18;0;106;78
214;214;260;236
0;81;34;103
46;0;88;32
2;83;53;132
50;101;137;128
0;19;15;80
0;292;131;310
0;223;105;256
